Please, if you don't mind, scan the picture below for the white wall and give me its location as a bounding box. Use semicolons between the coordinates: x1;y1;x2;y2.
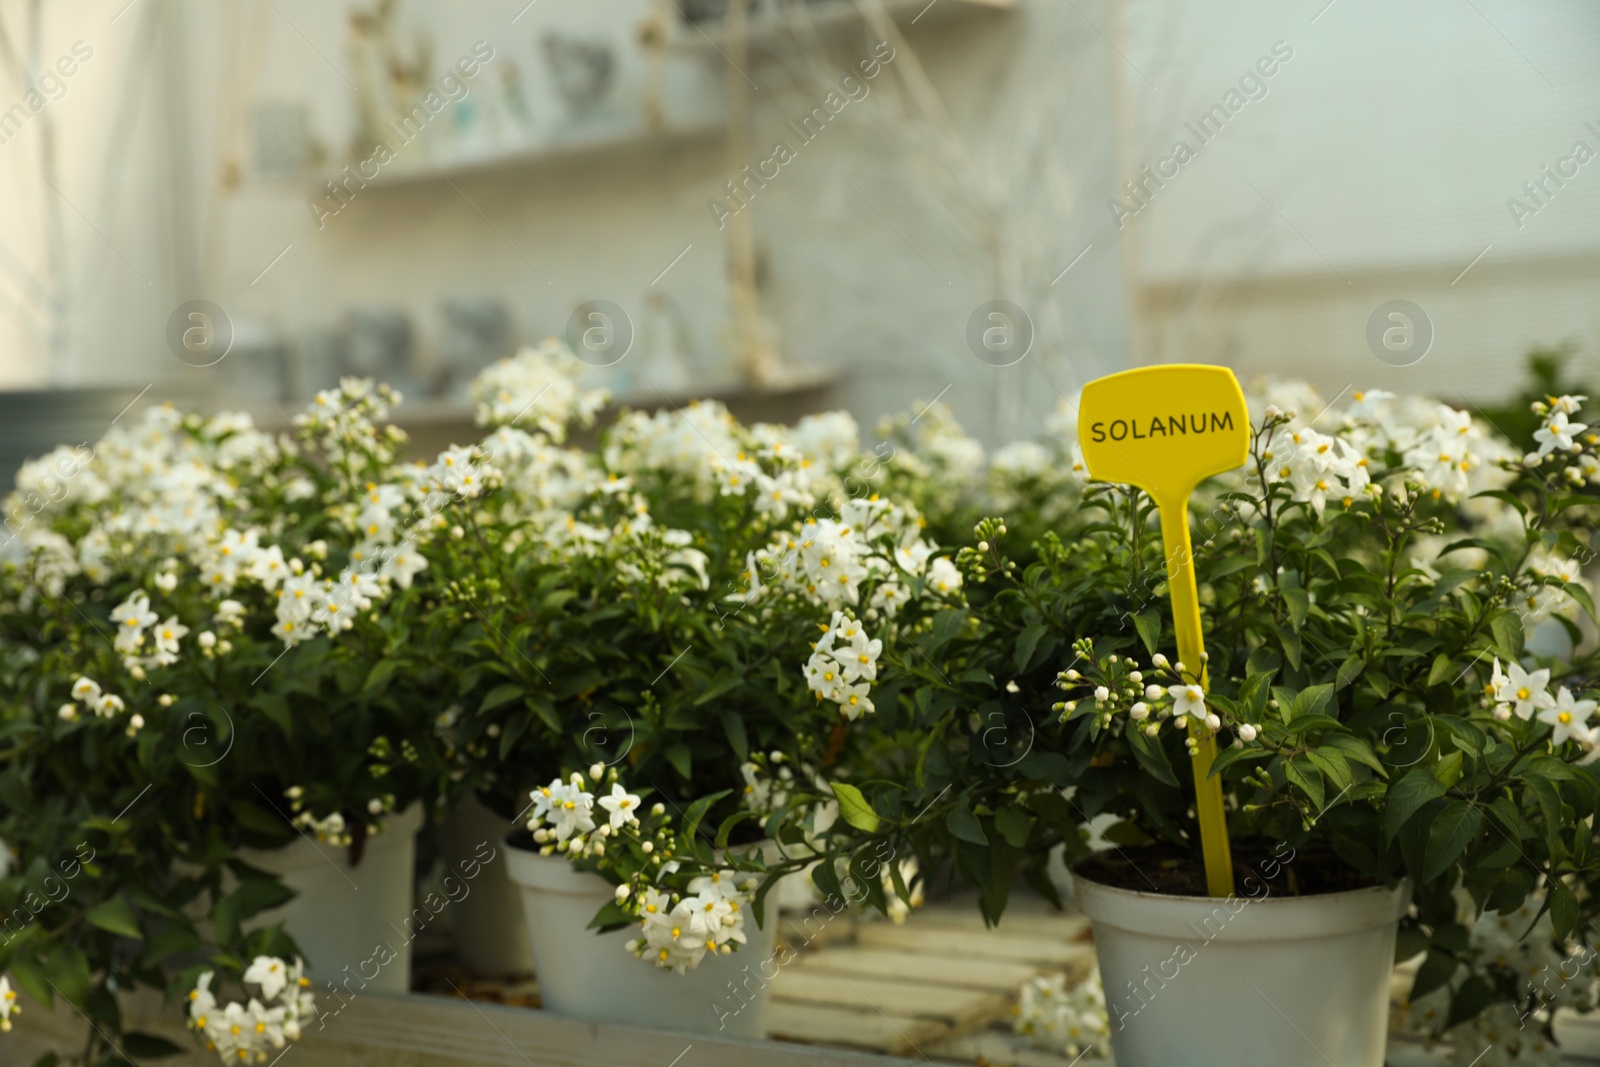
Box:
1119;0;1600;399
0;0;1131;448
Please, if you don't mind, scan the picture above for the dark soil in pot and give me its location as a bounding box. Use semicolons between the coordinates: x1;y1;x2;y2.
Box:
1076;841;1380;897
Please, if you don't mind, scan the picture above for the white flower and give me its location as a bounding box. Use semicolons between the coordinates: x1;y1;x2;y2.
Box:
839;682;875;719
1534;411;1587;457
546;781;597;841
1537;686;1597;747
597;783;641;830
111;590;158;655
71;677;102;703
926;557;963;595
1496;662;1553;721
244;956;288;1001
153;616;189;656
1168;684;1206;724
0;975;16;1032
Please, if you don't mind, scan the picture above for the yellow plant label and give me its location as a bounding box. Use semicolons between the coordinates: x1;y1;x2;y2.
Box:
1078;364;1250;508
1076;364;1251;898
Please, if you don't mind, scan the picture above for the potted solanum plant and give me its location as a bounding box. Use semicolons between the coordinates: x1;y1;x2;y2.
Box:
385;345;965;1034
811;382;1600;1067
0;379;482;1063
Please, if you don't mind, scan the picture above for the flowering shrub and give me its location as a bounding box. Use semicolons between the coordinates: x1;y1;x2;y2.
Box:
0;379;485;1062
820;382;1600;1049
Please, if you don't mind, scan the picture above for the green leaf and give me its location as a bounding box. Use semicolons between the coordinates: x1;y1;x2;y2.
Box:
9;951;52;1008
665;743;693;780
584;900;633;932
1305;749;1352;794
946;804;988;845
1283;587;1310;630
1489;611;1523;658
720;708;749;763
44;942;90;1008
1548;878;1579;941
929;609;968;653
1385;770;1446;842
1288;684;1335;721
120;1033;186;1058
1422;801;1481;881
1410;950;1458;1000
1446;975;1496;1029
1426;653;1456;687
1132;611;1161;658
1126;721;1179;787
1285;757;1325;810
363;658;401;692
1336;655;1366;689
994;807;1034;848
831;783;880;833
1014;624;1049;673
1432;750;1464;789
85;896;143;941
478;682;524;714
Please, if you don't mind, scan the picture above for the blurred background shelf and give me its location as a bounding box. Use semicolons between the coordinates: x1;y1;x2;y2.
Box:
671;0;1017;54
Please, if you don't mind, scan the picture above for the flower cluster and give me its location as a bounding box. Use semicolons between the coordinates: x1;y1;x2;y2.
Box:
1401;892;1599;1066
1013;970;1110;1059
523;769;761;974
804;611;882;719
526;770;644;854
1487;659;1600;761
627;869;755;974
1055;643;1258;756
187;957;315;1064
61;676;128;723
745;495;958;615
471;339;609;439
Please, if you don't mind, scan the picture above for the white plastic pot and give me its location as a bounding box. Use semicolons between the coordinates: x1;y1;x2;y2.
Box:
1074;869;1409;1067
505;842;778;1036
444;795;535;976
239;804;423;995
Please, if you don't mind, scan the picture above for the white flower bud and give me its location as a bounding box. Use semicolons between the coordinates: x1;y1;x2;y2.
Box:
368;798;384;815
978;541;989;552
642;841;654;853
1130;703;1149;721
1065;670;1081;681
651;802;665;816
615;884;631;902
1238;723;1258;742
1151;653;1169;669
1094;686;1110;702
1144;723;1160;738
1205;713;1221;731
590;762;605;782
1145;684;1164;700
58;703;78;721
1129;671;1142;684
198;631;216;649
1172;662;1185;675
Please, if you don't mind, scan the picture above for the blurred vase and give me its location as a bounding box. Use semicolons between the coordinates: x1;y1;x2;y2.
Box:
444;795;534;976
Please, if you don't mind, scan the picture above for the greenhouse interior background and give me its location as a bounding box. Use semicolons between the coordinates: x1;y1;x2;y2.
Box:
3;1;1600;1066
